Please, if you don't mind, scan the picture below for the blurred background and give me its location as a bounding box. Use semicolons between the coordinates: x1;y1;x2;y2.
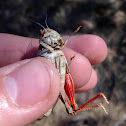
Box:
0;0;126;126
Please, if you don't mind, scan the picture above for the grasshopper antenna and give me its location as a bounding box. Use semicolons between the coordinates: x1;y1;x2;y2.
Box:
65;26;81;44
23;16;47;31
45;15;49;28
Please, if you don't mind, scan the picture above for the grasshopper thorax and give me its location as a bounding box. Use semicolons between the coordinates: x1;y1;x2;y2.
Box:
40;28;65;50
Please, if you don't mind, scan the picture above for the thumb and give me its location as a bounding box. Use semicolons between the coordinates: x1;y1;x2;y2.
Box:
0;57;60;126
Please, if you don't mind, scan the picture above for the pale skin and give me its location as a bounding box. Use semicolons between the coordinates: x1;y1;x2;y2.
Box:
0;33;107;126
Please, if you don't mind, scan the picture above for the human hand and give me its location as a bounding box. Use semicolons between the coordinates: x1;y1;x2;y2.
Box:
0;33;107;126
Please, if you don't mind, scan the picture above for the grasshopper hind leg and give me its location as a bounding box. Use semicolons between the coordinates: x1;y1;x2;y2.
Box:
72;93;109;115
65;56;109;115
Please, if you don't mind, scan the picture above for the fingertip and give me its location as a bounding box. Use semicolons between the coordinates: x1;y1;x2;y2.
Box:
65;35;107;65
87;35;107;65
75;69;97;93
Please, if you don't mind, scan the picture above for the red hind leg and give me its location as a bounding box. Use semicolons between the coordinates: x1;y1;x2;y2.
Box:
64;56;77;110
73;93;109;115
64;56;109;115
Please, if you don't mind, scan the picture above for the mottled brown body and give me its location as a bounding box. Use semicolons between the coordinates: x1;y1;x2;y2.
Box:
38;28;73;116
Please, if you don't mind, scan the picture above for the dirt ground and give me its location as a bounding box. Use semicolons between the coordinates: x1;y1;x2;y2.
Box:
0;0;126;126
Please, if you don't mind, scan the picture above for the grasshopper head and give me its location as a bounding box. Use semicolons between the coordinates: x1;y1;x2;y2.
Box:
40;28;65;50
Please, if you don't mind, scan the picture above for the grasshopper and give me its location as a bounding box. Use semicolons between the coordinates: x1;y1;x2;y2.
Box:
25;17;109;117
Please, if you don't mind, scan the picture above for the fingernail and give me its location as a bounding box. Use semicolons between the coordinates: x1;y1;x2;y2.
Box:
3;58;52;107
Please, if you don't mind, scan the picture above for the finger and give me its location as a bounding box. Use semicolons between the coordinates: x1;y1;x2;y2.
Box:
63;47;92;89
0;34;107;67
64;35;107;65
75;69;97;93
0;57;60;126
0;33;38;67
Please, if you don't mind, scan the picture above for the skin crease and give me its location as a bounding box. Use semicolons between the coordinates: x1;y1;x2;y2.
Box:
0;33;107;126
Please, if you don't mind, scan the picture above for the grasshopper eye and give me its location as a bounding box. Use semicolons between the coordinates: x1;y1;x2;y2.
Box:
58;39;64;46
40;29;44;37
